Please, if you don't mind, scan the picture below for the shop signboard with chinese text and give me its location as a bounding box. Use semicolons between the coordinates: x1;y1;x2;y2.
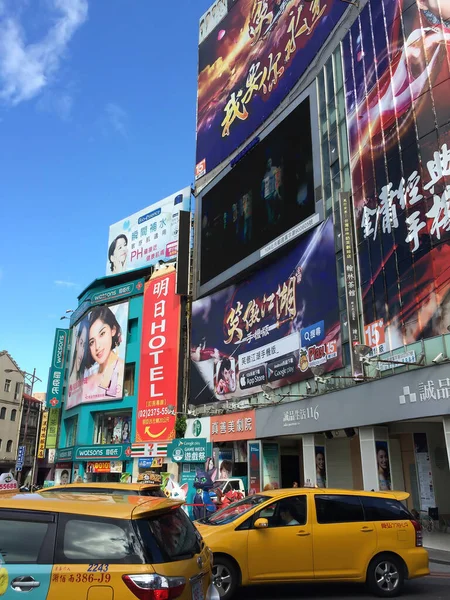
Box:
196;0;348;177
256;364;450;438
55;447;74;462
248;441;262;495
191;218;342;404
37;411;49;459
45;328;68;409
15;445;25;472
45;407;60;449
106;187;190;276
87;461;123;474
339;192;362;379
74;444;131;461
210;410;256;442
138;458;164;469
136;269;181;442
343;0;450;354
168;438;212;463
185;417;211;441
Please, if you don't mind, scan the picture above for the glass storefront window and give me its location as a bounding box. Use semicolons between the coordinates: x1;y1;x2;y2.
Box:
65;416;78;447
124;363;135;397
94;412;132;445
333;46;343;92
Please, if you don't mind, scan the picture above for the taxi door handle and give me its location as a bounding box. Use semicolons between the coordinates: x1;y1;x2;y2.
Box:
296;530;311;536
11;576;41;591
361;526;374;533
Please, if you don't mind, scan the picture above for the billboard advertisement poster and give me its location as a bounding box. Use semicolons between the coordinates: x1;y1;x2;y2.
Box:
315;445;326;488
106;187;190;276
37;411;49;459
413;433;436;511
196;0;348;177
191;218;342;404
66;300;129;410
199;0;228;44
45;407;60;449
375;441;391;492
200;96;316;288
263;442;280;489
343;0;450;353
54;464;72;485
136;269;181;442
46;328;68;408
248;441;262;495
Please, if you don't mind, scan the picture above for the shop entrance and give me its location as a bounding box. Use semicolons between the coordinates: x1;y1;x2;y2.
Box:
280;454;301;488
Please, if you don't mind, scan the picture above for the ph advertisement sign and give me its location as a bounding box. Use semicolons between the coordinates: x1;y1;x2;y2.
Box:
46;328;68;408
106;187;190;276
66;301;129;410
136;268;181;442
344;0;450;353
196;0;347;177
191;218;342;404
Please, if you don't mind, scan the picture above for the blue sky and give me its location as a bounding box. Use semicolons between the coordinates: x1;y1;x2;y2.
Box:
0;0;213;393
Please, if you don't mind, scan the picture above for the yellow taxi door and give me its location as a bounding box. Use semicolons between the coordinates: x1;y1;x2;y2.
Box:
45;513;140;600
247;495;314;582
312;493;377;579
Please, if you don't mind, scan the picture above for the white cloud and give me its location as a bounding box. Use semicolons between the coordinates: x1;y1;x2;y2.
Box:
105;102;128;137
36;89;73;120
0;0;88;105
54;279;77;288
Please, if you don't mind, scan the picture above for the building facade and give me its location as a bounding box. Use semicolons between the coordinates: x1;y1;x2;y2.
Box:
0;351;24;475
191;0;450;518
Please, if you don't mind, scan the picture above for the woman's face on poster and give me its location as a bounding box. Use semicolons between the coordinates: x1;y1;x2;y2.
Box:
113;237;127;269
76;326;87;372
89;319;116;366
420;0;450;19
316;453;325;472
377;448;389;471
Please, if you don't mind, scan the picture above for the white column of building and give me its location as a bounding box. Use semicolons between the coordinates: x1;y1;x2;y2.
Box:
359;426;390;491
443;417;450;468
302;434;317;487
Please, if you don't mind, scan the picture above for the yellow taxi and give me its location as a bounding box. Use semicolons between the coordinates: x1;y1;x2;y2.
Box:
39;481;166;497
196;488;429;599
0;490;213;600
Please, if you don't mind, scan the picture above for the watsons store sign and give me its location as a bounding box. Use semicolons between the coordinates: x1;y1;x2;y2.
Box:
55;444;131;462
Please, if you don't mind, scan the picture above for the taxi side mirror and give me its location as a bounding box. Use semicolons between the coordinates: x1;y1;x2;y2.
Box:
254;518;269;529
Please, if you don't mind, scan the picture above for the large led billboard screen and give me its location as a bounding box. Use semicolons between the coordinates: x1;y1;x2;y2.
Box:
343;0;450;354
191;217;342;405
200;95;316;288
196;0;348;179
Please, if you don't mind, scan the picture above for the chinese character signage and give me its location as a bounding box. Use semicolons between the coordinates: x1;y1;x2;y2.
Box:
86;461;123;474
75;444;131;461
339;192;363;379
210;410;256;442
45;328;68;408
136;268;181;442
191;218;342;403
168;438;212;463
248;441;262;495
343;0;450;354
66;300;129;410
200;97;316;288
46;407;60;449
196;0;348;177
37;411;49;459
106;187;190;276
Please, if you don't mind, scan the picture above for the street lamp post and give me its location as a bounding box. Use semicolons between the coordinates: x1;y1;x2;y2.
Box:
4;368;42;486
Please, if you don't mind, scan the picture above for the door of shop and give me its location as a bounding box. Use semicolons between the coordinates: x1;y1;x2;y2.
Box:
281;455;301;488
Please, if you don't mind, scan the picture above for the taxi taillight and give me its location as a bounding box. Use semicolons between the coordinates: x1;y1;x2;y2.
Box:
411;519;423;547
122;574;186;600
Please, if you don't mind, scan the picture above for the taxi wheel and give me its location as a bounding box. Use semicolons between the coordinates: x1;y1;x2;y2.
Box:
212;556;238;600
367;553;404;597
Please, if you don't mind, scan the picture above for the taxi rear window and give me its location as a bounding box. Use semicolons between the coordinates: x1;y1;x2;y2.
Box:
135;507;201;563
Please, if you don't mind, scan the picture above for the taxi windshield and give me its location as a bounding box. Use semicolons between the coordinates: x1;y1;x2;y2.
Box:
205;495;267;525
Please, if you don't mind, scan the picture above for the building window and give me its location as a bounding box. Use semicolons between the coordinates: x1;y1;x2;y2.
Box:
6;440;13;453
10;409;17;422
127;318;139;342
124;364;135;397
4;379;11;393
94;413;132;445
0;439;2;449
14;381;21;400
0;407;6;420
65;416;78;448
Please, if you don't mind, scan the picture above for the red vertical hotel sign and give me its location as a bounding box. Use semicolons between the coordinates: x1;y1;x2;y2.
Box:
137;269;180;442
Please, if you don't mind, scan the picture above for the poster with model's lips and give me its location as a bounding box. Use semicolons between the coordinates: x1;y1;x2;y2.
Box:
190;218;342;405
196;0;348;177
343;0;450;354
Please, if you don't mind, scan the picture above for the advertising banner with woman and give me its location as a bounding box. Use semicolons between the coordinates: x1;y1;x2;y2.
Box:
343;0;450;353
315;446;327;488
191;218;342;404
67;301;129;409
376;441;392;491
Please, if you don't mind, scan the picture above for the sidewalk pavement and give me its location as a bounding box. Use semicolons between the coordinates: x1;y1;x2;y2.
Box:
424;531;450;565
